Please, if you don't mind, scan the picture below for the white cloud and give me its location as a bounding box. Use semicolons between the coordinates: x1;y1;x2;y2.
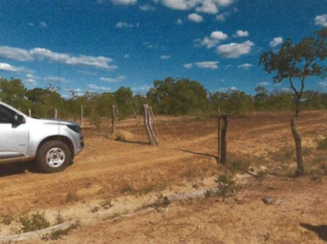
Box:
132;85;151;92
177;18;183;25
160;55;171;60
319;81;327;87
27;79;37;85
195;61;219;69
187;13;203;23
183;63;193;69
230;86;237;90
44;76;69;83
258;82;269;86
235;30;249;37
28;22;34;26
40;22;47;28
216;40;254;58
0;46;117;70
0;46;34;61
315;14;327;27
195;0;218;14
139;4;156;11
270;37;283;47
100;76;126;83
215;12;230;21
124;54;130;59
88;84;111;91
184;61;219;69
116;22;139;28
110;0;137;5
211;31;228;41
0;62;25;72
196;31;228;49
158;0;233;13
238;63;252;69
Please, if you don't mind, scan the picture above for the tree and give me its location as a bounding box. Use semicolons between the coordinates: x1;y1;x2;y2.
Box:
260;28;327;117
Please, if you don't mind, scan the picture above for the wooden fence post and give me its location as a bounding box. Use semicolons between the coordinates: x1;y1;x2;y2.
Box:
221;115;229;165
112;105;116;134
81;105;84;128
28;109;32;118
55;108;58;119
144;104;158;146
291;118;305;176
217;108;221;163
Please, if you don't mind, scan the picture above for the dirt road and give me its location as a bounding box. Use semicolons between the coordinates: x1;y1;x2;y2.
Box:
1;111;327;243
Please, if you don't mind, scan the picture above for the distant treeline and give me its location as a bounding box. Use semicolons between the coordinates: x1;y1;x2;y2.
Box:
1;77;327;121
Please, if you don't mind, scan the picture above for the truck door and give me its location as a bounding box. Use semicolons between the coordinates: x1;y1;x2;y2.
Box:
0;105;28;159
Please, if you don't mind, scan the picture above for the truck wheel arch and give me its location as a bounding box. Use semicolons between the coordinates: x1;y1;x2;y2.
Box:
36;136;75;160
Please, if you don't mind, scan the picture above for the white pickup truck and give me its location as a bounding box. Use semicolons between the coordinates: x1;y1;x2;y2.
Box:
0;101;84;173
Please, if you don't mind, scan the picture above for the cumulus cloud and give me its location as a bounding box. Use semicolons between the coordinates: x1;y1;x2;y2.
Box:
110;0;137;5
195;0;218;14
235;30;249;37
0;62;25;72
238;63;252;69
116;22;139;28
0;46;33;61
211;31;228;40
139;4;156;11
100;76;126;83
196;31;228;49
160;55;171;60
187;13;203;23
158;0;233;14
184;63;193;69
315;14;327;27
184;61;219;69
0;46;117;70
270;37;283;47
216;40;254;58
124;54;130;59
258;82;269;86
44;76;69;83
177;18;183;25
88;84;111;91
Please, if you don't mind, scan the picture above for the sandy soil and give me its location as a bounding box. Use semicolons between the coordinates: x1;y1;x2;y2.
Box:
1;111;327;243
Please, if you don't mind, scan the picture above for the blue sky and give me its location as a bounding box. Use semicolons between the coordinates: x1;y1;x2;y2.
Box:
0;0;326;98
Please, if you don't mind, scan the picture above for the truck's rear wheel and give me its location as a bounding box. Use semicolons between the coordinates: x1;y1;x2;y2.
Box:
35;140;71;173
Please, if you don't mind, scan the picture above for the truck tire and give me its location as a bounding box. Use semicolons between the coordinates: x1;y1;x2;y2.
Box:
35;140;72;173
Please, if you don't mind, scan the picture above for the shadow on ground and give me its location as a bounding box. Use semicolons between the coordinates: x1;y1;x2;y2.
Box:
0;162;29;177
301;223;327;242
181;149;219;163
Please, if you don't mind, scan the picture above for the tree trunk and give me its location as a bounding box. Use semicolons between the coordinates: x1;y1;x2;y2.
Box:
217;108;221;164
143;104;158;146
295;96;301;118
221;115;229;165
112;105;116;134
290;118;305;176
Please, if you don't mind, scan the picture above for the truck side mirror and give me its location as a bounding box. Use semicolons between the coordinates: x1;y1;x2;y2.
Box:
12;114;26;125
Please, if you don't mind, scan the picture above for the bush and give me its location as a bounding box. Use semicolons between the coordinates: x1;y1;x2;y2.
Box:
318;138;327;151
19;212;50;233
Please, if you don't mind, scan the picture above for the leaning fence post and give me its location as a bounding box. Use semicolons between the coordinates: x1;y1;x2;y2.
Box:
143;104;158;146
28;109;32;118
217;108;221;163
291;118;305;176
112;105;116;134
55;108;58;119
81;105;84;128
221;115;229;165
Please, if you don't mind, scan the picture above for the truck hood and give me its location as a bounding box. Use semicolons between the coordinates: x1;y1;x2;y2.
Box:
38;118;79;126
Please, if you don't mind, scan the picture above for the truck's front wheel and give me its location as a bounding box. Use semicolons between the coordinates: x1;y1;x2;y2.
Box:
35;140;72;173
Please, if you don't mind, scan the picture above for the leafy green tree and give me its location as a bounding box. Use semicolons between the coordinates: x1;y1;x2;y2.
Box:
260;28;327;117
0;78;27;108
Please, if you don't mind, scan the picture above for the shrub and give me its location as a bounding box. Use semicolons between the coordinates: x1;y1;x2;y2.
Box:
19;212;50;233
215;173;236;196
318;138;327;151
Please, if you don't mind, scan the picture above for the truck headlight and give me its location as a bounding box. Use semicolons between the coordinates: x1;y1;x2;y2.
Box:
67;125;81;133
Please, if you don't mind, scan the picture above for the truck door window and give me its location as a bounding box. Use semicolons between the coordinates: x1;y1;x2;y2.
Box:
0;105;15;124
